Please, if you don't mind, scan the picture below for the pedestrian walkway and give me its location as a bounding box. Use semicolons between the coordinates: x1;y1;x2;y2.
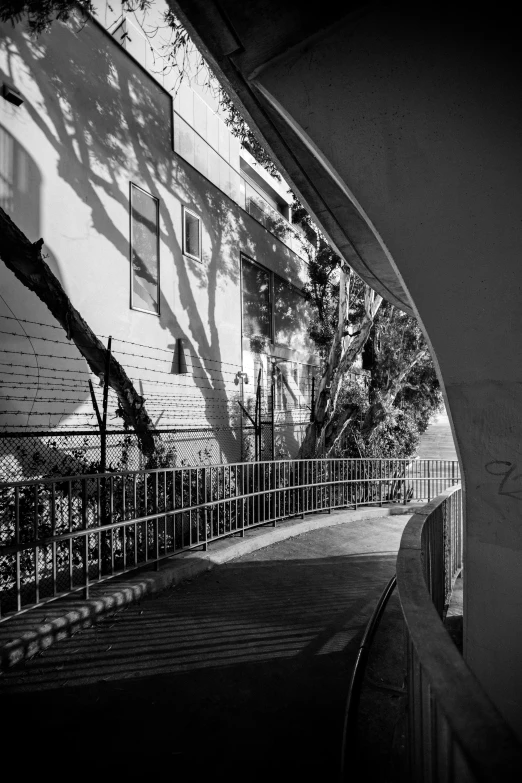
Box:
0;511;411;782
417;409;458;460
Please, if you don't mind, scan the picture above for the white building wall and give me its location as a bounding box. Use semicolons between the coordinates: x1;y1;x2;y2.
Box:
0;8;318;473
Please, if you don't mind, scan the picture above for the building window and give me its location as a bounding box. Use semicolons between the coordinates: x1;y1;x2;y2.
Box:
183;206;201;261
270;360;315;411
241;257;271;339
130;184;160;314
274;276;311;353
0;126;42;241
241;256;312;354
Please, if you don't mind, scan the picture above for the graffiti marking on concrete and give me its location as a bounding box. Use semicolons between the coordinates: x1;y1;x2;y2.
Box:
485;461;522;500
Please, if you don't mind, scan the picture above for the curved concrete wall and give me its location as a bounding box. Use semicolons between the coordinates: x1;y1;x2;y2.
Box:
251;9;522;734
171;1;522;734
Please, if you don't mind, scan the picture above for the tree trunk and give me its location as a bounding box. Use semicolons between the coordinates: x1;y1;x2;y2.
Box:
0;207;157;455
299;274;382;458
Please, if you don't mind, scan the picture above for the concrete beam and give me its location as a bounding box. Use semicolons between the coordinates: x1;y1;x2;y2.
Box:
171;1;522;736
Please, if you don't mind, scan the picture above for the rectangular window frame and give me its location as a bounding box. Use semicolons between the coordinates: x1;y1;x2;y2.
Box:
241;254;274;341
182;205;202;262
273;272;309;349
129;182;160;317
241;255;309;350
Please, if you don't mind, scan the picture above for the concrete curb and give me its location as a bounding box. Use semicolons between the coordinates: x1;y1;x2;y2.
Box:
0;504;419;671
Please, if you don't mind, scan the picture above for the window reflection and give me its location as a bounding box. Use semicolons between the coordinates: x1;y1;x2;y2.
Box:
184;208;201;260
0;125;41;241
274;276;310;352
131;183;159;314
241;257;271;338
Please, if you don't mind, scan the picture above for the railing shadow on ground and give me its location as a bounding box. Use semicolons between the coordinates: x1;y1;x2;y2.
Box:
397;486;522;781
0;542;402;781
0;457;460;620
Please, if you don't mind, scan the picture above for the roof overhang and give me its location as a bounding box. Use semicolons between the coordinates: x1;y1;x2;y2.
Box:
168;0;413;313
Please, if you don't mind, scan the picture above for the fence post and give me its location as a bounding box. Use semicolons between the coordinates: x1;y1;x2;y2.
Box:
327;460;332;513
271;370;275;462
255;369;261;462
82;478;89;599
272;462;277;527
101;336;112;475
238;464;245;537
154;471;160;571
202;468;208;550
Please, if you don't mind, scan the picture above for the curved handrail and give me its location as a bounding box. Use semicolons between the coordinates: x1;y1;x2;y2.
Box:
340;574;397;781
397;486;522;781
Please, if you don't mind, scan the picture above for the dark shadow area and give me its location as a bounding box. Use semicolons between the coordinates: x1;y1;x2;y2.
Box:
444;573;463;654
0;528;400;780
445;614;463;653
350;590;408;783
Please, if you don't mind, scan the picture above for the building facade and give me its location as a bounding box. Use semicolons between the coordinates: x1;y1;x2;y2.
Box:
172;0;522;743
0;6;319;479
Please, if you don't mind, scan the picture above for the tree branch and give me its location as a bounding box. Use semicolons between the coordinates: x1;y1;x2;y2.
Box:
0;207;157;455
299;281;382;458
360;346;429;437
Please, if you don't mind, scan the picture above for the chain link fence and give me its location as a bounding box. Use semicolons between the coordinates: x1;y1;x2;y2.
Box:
0;428;247;482
0;421;310;482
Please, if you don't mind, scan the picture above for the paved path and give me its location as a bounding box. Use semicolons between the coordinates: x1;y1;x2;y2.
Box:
417;410;458;460
0;513;410;782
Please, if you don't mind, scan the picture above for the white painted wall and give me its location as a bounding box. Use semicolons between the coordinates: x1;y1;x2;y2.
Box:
0;10;317;468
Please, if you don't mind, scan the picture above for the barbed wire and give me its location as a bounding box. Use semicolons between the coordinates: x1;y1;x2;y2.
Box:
0;394;309;415
0;389;247;410
0;332;241;379
0;347;233;379
0;370;260;396
0;413;245;426
0;316;244;369
0;391;314;407
0;424;251;432
0;317;322;379
0;361;90;377
0;317;314;439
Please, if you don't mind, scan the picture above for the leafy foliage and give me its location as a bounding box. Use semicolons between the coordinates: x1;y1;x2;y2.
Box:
0;1;94;34
292;198;442;459
161;7;281;178
2;1;281;178
0;1;160;35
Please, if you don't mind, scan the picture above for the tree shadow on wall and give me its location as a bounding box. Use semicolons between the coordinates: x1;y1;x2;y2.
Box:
0;124;98;456
0;9;273;462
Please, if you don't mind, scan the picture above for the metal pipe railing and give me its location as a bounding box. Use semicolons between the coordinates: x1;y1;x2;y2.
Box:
0;458;460;620
397;486;522;781
340;574;398;780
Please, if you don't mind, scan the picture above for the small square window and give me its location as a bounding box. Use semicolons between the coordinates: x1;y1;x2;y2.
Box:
183;206;201;261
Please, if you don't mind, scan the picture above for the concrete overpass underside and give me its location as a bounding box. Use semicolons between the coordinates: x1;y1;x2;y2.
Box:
170;0;522;736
